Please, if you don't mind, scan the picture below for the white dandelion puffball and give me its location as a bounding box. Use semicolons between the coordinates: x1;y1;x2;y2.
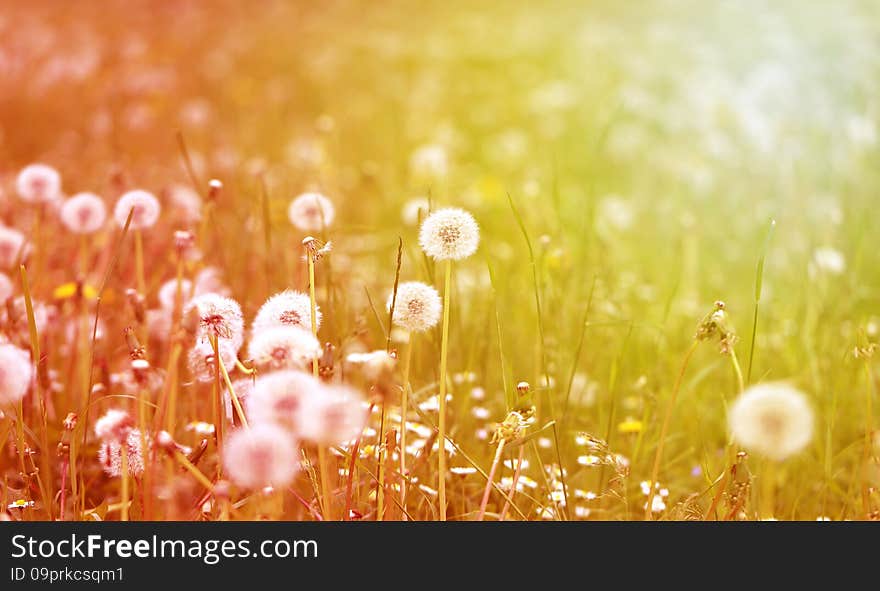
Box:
288;192;334;232
94;409;135;443
246;370;322;429
113;189;161;229
223;424;299;489
419;207;480;261
60;192;107;234
16;163;61;203
0;272;13;302
409;144;448;179
185;293;245;349
401;196;431;226
187;338;238;383
729;383;814;461
248;326;321;371
294;384;366;445
388;281;442;332
158;278;193;310
0;226;27;269
252;290;320;334
0;344;33;405
98;430;148;477
811;247;846;275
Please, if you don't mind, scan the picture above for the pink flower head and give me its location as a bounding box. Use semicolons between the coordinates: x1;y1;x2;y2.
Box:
294;384;366;446
60;192;107;234
113;189;160;229
94;409;135;443
16;163;61;203
0;226;27;268
0;344;33;405
287;192;334;232
248;326;321;371
246;370;322;429
252;290;320;334
185;293;244;349
187;338;237;383
222;424;299;489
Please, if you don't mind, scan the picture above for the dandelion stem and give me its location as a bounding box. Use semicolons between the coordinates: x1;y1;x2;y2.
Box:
862;360;875;517
437;258;453;521
645;339;699;520
399;336;413;518
134;229;146;298
209;333;224;471
477;438;505;521
499;446;525;521
216;344;249;429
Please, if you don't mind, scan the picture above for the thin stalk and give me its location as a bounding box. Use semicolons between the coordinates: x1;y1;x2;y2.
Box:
399;336;413;517
209;333;223;469
307;246;333;519
134;229;146;298
760;459;776;520
173;449;215;492
377;402;388;521
477;438;506;521
747;219;776;384
645;340;699;520
499;446;525;521
217;346;249;428
437;259;452;521
862;361;875;517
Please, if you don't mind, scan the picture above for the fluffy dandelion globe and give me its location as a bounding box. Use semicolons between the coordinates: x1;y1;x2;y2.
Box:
729;383;814;461
248;325;321;371
388;281;442;332
294;384;366;445
16;163;61;204
60;192;107;234
222;424;300;489
185;293;245;349
158;278;193;310
246;370;322;428
252;290;320;333
94;409;135;443
113;189;161;230
401;196;431;226
287;192;334;232
0;344;33;405
187;338;238;383
0;226;27;269
409;144;449;179
0;272;12;302
811;247;846;275
419;207;480;261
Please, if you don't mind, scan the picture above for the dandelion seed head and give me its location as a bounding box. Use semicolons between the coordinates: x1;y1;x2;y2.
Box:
223;424;299;489
248;326;321;371
247;370;322;428
94;409;134;442
0;273;11;302
16;163;61;203
419;207;480;261
811;247;846;275
295;384;366;445
0;344;32;405
187;338;237;383
60;192;106;234
0;226;27;269
729;382;814;461
167;183;202;223
401;196;431;226
287;192;334;232
409;144;448;179
253;290;319;334
158;278;193;310
186;293;244;349
388;281;442;332
113;189;161;229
